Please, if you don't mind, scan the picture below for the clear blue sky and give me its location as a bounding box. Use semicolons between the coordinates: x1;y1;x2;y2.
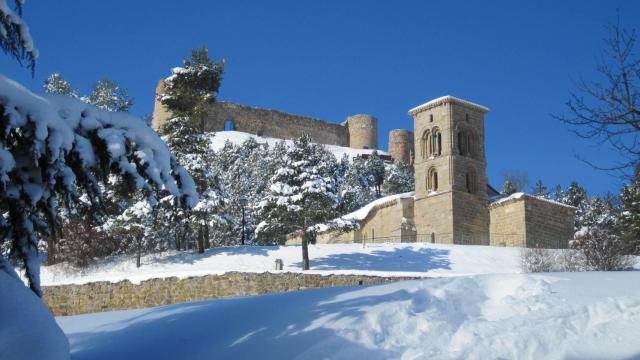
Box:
2;0;638;196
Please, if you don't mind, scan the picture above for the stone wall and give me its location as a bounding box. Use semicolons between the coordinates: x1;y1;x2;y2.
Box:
388;129;414;164
488;195;576;249
524;197;575;249
345;114;378;150
43;272;419;316
285;195;416;245
152;80;383;149
489;198;526;247
204;102;350;147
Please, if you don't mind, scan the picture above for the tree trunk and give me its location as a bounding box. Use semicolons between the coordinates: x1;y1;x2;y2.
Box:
204;224;210;249
301;232;310;270
197;224;204;254
136;237;142;268
175;231;181;251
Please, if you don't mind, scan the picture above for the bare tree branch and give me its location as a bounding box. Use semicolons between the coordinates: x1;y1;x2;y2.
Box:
554;21;640;176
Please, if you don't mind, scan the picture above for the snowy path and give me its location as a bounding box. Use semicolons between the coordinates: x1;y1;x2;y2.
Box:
57;272;640;360
40;243;522;286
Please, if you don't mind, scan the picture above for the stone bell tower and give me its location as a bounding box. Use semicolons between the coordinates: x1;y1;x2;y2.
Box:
409;96;490;245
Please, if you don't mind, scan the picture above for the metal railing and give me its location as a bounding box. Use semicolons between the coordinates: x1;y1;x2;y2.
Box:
358;233;569;248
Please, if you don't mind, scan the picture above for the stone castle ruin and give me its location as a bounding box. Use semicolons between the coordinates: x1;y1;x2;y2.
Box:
152;80;413;163
152;80;574;249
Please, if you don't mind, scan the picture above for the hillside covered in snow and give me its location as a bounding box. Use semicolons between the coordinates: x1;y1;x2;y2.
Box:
208;130;389;160
57;271;640;360
40;243;522;286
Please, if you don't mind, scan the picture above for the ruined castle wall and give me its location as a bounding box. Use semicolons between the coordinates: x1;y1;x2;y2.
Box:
205;102;350;147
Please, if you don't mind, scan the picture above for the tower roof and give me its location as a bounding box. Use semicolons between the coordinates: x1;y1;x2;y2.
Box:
408;95;490;116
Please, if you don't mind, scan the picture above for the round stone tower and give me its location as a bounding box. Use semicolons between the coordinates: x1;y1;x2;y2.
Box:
388;129;414;164
152;79;173;131
346;114;378;149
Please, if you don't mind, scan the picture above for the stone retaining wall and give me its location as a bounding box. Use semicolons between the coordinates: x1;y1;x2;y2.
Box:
43;272;420;316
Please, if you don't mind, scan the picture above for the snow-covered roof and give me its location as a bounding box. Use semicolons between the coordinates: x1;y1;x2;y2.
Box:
489;192;577;209
342;192;415;222
408;95;490;116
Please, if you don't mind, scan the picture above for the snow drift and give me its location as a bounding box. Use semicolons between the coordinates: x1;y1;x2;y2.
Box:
57;271;640;360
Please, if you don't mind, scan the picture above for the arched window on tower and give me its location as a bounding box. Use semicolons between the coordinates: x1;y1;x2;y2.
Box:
421;130;431;159
465;168;477;194
427;167;438;192
431;127;442;156
457;129;466;155
467;131;475;157
224;119;235;131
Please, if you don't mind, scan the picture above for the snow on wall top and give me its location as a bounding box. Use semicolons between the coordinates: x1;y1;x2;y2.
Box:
408;95;490;116
208;130;388;160
489;192;577;209
342;191;415;222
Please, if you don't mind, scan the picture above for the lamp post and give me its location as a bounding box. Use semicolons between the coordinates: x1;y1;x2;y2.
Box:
239;196;248;245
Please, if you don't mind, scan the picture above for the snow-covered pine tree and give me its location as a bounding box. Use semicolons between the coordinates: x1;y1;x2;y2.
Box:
43;73;78;97
366;150;386;198
556;181;588;231
340;156;376;214
257;134;339;270
158;48;225;252
532;180;547;197
0;0;37;73
0;76;198;295
620;168;640;254
159;47;224;131
84;78;134;112
103;197;158;268
383;161;414;195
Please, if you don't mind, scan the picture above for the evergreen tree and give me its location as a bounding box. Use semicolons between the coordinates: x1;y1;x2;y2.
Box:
0;77;197;295
257;135;339;270
43;73;77;97
158;48;225;252
340;156;376;214
0;0;37;73
532;180;547;197
159;47;224;131
557;181;589;231
383;161;414;195
620;168;640;254
104;198;159;268
85;79;134;112
366;151;386;198
502;180;517;195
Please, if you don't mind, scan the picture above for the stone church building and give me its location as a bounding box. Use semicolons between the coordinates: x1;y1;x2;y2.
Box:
289;96;575;249
152;79;575;249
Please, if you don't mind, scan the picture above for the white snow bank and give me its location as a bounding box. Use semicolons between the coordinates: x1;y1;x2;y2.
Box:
40;242;521;286
208;130;388;160
342;191;414;221
0;271;69;360
57;271;640;360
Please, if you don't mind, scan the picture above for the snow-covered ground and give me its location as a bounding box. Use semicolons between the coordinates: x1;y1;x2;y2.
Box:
57;271;640;360
208;130;389;160
40;243;523;286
